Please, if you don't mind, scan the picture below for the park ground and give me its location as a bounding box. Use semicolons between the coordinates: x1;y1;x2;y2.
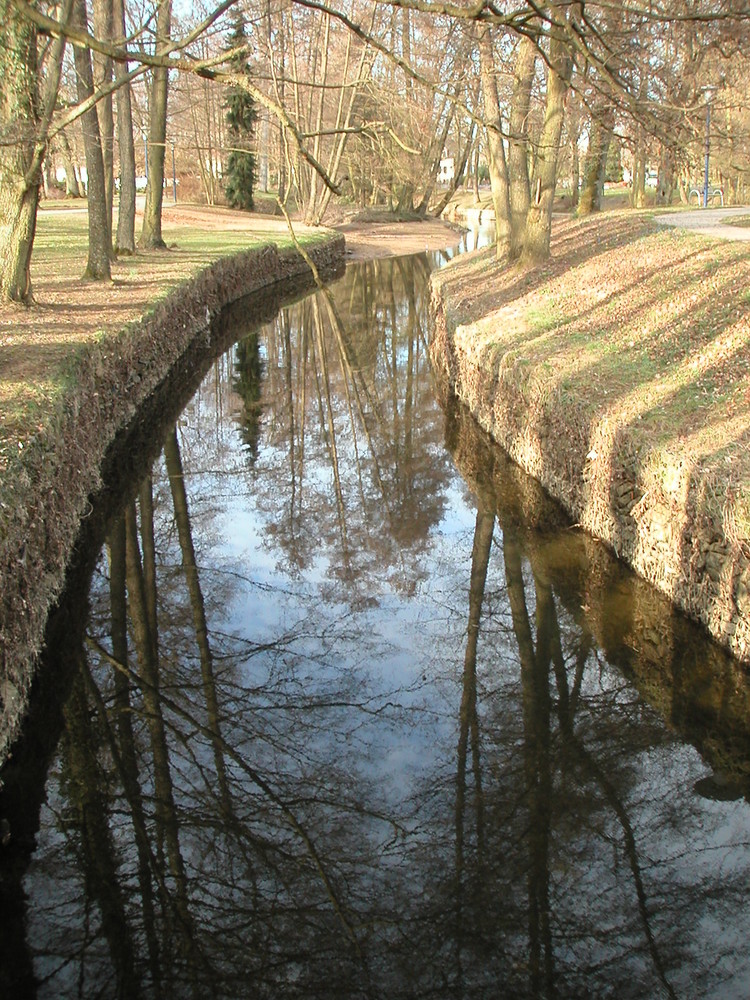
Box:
1;198;749;667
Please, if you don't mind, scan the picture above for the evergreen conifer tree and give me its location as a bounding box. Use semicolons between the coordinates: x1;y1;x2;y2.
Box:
224;11;257;211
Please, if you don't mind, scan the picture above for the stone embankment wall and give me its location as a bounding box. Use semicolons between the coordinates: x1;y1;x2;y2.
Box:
0;237;345;767
430;275;750;669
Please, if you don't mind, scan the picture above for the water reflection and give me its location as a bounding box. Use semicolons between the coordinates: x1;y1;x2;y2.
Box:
1;253;749;999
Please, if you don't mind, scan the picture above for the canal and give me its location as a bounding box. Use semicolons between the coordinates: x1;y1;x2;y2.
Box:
1;242;749;999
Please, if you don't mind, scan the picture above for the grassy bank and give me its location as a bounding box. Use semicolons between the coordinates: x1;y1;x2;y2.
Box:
0;205;330;466
0;204;343;766
431;210;750;664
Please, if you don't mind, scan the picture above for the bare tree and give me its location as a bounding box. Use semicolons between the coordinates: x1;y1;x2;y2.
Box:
113;0;136;252
140;0;173;248
71;0;112;278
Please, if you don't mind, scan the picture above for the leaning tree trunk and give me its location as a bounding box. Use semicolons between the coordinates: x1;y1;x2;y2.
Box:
72;0;111;279
521;29;572;264
140;0;172;248
431;121;477;218
0;0;40;303
113;0;136;253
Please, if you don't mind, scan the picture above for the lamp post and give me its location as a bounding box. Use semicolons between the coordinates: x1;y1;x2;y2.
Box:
171;141;177;203
702;85;717;208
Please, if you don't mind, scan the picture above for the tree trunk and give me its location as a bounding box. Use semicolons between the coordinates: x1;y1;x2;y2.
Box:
631;125;646;208
508;34;536;259
568;88;581;209
415;96;457;216
72;0;111;279
570;134;580;209
0;0;40;303
107;520;163;989
456;507;493;868
93;0;115;241
124;503;195;951
140;0;172;248
58;131;83;197
655;144;675;206
578;111;612;215
113;0;136;253
476;23;510;254
432;123;477;218
521;28;572;264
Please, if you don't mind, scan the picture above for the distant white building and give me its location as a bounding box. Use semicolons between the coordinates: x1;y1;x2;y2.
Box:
439;157;455;184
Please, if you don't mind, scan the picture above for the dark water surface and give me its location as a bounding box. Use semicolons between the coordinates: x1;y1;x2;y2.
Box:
2;242;750;999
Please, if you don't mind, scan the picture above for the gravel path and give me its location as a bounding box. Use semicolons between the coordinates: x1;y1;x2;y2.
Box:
656;206;750;240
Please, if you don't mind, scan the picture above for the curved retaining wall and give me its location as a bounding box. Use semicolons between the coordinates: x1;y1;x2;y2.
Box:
430;273;750;669
0;236;345;767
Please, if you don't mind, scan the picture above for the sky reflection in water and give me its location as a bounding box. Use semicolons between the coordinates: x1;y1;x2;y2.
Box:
1;236;750;1000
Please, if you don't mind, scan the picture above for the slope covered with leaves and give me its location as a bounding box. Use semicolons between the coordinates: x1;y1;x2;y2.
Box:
432;211;750;664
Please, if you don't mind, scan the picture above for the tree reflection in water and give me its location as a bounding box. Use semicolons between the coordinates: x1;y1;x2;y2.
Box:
1;256;750;999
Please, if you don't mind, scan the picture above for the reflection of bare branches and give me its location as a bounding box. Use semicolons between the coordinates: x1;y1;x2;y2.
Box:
552;646;678;1000
85;636;367;964
311;295;349;546
63;665;138;996
165;428;232;818
107;520;162;989
456;508;493;874
124;504;199;974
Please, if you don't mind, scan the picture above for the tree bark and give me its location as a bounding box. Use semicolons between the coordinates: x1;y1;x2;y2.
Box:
107;520;162;989
164;429;232;816
432;121;477;218
508;34;536;259
655;144;675;206
124;503;195;951
631;124;646;208
0;0;40;302
64;665;138;995
92;0;115;241
140;0;172;248
578;110;612;215
476;22;510;254
58;130;84;197
112;0;136;253
71;0;112;279
521;26;572;264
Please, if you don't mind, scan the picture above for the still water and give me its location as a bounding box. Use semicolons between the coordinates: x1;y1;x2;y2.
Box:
1;242;750;999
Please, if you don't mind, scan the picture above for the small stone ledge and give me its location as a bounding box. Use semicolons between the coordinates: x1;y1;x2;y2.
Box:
0;235;345;767
430;279;750;669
